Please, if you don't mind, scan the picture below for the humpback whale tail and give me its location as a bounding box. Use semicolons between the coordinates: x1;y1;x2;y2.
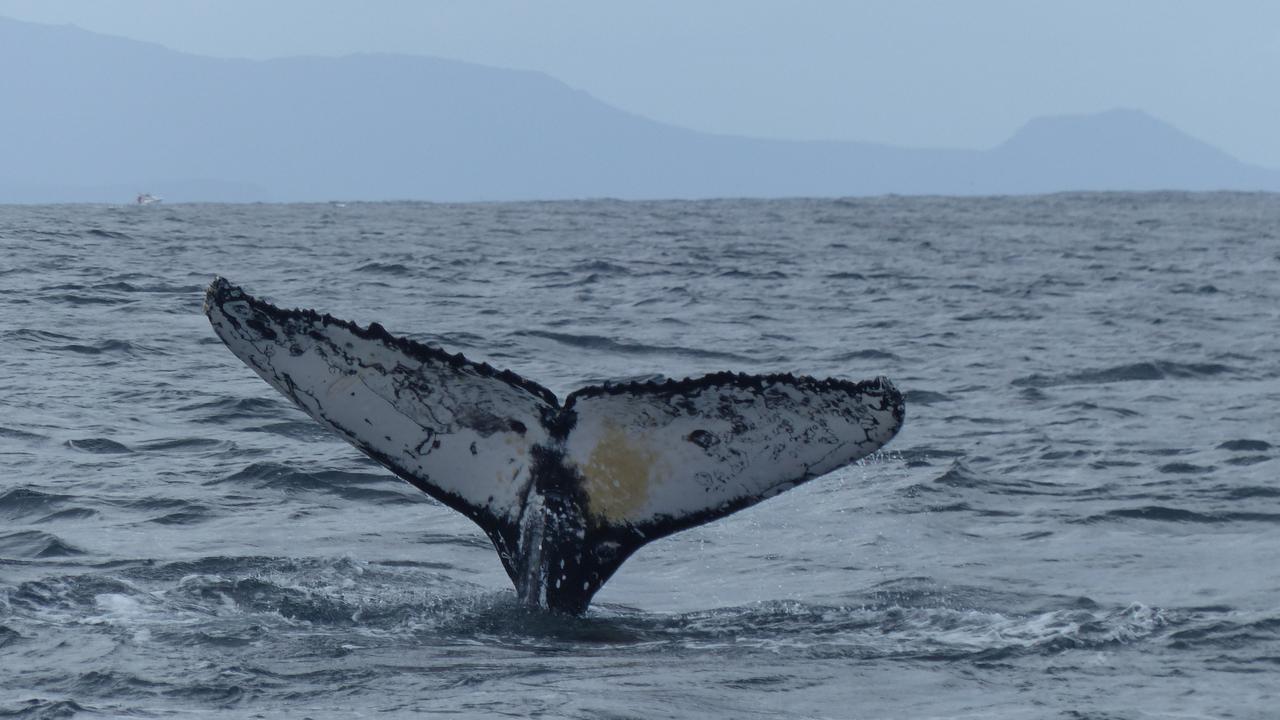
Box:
204;277;904;614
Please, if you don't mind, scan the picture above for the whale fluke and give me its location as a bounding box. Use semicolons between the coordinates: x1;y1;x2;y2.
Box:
203;277;904;613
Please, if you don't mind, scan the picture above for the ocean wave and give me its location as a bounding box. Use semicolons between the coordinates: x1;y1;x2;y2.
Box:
0;530;86;559
354;262;413;275
183;396;290;424
0;488;75;520
242;421;334;443
1062;400;1141;417
12;560;1175;662
931;460;986;489
564;597;1177;662
3;328;77;343
519;330;752;363
1080;505;1280;524
1169;283;1221;295
38;292;136;306
569;259;630;275
121;555;286;581
37;508;99;522
93;280;204;294
0;425;48;442
1012;360;1239;388
1222;452;1268;468
64;438;133;454
829;348;901;362
145;507;216;526
134;437;227;452
535;272;602;288
85;228;132;239
1219;485;1280;500
129;557;481;629
1157;462;1215;475
0;624;20;649
122;496;201;512
1167;614;1280;651
52;670;163;701
50;339;140;356
717;269;789;280
1218;439;1272;452
954;310;1045;322
0;699;87;719
207;462;418;504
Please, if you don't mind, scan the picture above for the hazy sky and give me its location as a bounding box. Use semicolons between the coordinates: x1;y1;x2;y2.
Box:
3;0;1277;167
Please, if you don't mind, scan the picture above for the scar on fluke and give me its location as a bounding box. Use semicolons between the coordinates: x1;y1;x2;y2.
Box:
204;276;904;613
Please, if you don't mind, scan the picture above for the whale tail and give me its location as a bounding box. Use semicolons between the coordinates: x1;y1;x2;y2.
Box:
204;277;904;613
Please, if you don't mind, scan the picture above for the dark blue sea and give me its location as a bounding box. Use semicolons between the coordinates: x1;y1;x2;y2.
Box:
1;194;1278;719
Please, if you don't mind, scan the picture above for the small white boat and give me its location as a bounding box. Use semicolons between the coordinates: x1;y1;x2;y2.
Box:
135;193;162;206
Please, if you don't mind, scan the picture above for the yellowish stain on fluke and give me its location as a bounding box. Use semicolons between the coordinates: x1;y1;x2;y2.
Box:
581;421;660;522
504;434;528;456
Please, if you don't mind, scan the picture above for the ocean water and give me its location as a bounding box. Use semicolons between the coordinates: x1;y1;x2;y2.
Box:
1;193;1278;719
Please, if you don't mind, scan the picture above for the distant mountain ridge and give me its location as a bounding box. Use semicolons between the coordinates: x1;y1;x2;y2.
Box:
2;16;1277;203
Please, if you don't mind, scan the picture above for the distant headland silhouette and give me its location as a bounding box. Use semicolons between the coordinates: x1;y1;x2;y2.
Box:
2;15;1277;203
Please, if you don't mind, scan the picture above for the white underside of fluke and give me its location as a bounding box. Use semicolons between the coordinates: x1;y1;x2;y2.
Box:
207;289;548;524
562;379;900;527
